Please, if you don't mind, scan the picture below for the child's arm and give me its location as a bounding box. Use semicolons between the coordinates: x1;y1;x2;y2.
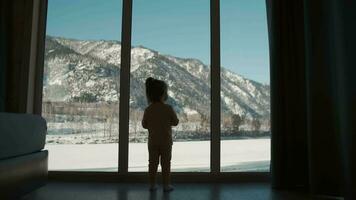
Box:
169;106;179;126
142;109;148;129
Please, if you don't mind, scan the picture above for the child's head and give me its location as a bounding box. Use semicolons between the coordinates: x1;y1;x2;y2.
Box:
145;77;168;103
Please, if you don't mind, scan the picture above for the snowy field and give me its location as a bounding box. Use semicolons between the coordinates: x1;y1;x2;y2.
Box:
45;139;270;172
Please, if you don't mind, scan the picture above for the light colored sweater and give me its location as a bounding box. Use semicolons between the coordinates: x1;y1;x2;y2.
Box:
142;102;179;146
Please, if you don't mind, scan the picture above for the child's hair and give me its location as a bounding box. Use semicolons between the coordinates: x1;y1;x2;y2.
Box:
145;77;168;103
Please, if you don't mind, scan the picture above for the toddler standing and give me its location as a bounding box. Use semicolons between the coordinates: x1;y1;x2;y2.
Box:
142;77;179;192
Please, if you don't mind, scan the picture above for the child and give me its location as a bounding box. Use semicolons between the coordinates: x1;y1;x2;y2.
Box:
142;77;179;192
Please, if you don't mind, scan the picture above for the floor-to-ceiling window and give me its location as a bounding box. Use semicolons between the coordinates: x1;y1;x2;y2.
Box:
128;0;211;172
42;0;122;171
41;0;270;174
220;0;270;172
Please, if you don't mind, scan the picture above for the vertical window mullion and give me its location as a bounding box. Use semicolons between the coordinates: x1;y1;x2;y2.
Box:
210;0;221;173
119;0;133;174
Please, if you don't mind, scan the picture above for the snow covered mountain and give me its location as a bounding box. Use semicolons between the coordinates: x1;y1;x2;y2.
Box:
43;36;270;118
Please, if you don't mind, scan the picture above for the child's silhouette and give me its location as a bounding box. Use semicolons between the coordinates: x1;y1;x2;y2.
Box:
142;77;179;192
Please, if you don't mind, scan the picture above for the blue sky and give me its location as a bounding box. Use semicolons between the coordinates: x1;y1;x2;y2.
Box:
46;0;269;84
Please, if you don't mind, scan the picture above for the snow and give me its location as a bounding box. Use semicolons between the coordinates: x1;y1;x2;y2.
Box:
183;107;199;115
85;80;96;87
45;139;270;172
168;90;175;98
131;47;155;72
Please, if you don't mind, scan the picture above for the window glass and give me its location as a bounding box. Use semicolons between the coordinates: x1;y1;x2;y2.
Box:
43;0;122;171
220;0;271;172
128;0;211;172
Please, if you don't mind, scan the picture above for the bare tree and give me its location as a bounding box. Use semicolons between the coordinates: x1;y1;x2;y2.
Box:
199;112;209;133
221;113;232;132
130;109;143;141
232;114;244;133
251;118;261;132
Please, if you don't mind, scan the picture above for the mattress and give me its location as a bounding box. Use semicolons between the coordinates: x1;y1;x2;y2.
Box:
0;150;48;199
0;112;47;159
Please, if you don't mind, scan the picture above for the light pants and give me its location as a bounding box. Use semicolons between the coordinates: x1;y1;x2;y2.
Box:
148;145;172;186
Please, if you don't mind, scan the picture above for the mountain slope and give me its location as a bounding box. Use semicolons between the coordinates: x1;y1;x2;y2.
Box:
43;36;270;118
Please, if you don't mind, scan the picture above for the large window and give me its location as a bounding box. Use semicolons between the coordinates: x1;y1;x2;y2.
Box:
41;0;270;173
128;0;211;172
42;0;122;171
220;0;270;172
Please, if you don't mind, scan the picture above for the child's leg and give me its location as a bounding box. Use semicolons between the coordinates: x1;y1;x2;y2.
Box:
160;145;172;187
148;145;159;187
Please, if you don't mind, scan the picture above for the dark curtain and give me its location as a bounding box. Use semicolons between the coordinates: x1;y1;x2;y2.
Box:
267;0;356;198
0;0;34;113
336;2;356;199
0;0;46;114
266;0;309;190
0;0;6;111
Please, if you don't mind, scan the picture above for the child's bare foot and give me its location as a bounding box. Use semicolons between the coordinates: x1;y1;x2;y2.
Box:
163;185;174;192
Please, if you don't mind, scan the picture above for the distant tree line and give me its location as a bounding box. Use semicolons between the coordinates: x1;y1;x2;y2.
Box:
43;101;270;144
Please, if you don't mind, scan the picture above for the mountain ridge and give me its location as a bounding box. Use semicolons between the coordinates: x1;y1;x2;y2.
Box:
43;35;270;119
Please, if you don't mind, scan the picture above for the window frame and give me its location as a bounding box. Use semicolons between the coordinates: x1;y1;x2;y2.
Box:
35;0;270;181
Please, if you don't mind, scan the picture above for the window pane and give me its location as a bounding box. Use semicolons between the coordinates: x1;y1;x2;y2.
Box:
129;0;210;172
220;0;271;172
42;0;122;171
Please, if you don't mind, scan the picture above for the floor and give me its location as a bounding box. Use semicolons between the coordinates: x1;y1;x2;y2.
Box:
21;181;333;200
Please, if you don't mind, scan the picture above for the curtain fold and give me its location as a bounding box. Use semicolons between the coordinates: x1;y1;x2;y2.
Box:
267;0;309;190
267;0;355;198
337;2;356;199
0;0;34;113
0;1;7;111
304;0;344;195
0;0;46;114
